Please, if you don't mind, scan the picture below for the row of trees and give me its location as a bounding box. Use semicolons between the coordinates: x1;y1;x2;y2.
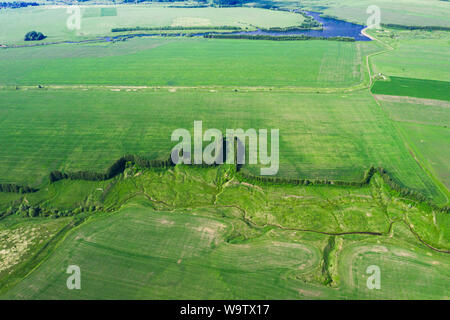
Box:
112;25;242;32
238;166;376;187
203;34;355;41
0;1;38;9
381;23;450;31
0;183;36;194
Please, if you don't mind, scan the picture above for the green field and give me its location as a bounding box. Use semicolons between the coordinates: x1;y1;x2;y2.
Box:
0;38;379;88
0;88;444;203
299;0;450;27
377;95;449;197
0;165;448;299
0;5;305;45
371;77;450;101
371;37;450;82
0;3;449;301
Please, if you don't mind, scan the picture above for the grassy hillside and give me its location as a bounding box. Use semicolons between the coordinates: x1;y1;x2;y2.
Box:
0;165;448;299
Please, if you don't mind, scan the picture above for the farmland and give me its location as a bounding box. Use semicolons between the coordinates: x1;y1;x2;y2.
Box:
0;38;379;88
370;37;450;82
299;0;450;27
377;95;450;192
0;88;445;204
371;77;450;101
0;2;449;301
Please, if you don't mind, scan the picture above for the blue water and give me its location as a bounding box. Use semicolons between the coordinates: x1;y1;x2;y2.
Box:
211;11;371;41
9;10;370;48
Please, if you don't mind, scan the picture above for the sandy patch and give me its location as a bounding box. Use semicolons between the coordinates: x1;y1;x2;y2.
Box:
171;17;211;27
374;94;450;108
298;288;321;297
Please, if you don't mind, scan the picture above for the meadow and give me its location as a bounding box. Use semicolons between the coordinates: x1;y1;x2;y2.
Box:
370;37;450;82
0;88;445;203
0;38;379;88
299;0;450;27
0;165;448;299
0;5;305;45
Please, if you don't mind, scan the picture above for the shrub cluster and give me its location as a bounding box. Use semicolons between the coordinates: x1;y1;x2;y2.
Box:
24;31;46;41
1;203;101;220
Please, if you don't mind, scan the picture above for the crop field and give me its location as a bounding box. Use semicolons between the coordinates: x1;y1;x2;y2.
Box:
0;165;448;299
0;5;305;45
371;77;450;101
299;0;450;27
0;88;444;203
0;38;379;88
376;95;450;197
371;37;450;82
0;2;448;302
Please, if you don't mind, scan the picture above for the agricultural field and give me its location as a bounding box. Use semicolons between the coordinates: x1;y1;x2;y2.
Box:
298;0;450;27
0;38;379;87
377;95;450;192
370;36;450;82
371;77;450;101
0;88;445;203
0;1;449;302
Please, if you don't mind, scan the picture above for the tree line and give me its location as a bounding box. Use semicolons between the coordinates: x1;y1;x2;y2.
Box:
381;23;450;31
112;26;242;32
203;34;355;41
0;183;37;193
0;1;38;9
49;154;174;183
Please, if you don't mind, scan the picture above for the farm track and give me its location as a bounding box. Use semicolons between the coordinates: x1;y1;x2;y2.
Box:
0;83;368;94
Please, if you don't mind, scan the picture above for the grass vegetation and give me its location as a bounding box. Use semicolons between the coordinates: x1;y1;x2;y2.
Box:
371;77;450;101
371;36;450;82
0;38;379;87
299;0;450;27
0;165;448;299
377;95;450;192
